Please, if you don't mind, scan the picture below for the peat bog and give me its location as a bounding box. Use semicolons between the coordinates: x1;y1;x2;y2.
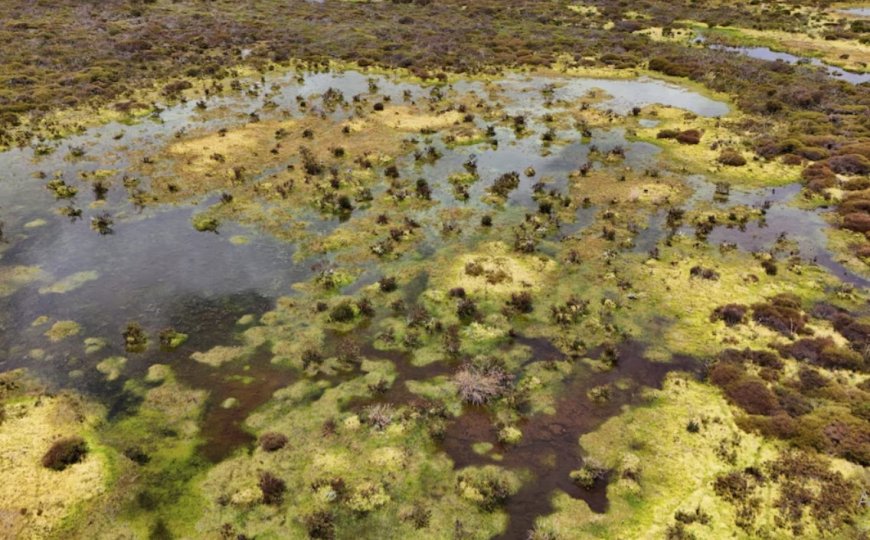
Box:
0;1;869;539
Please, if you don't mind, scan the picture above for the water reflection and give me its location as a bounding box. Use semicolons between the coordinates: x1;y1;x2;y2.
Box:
709;43;870;85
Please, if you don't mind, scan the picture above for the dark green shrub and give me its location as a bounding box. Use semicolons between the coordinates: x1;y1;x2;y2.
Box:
329;301;356;322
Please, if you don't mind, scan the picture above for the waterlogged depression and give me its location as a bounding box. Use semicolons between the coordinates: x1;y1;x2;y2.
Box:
0;67;866;538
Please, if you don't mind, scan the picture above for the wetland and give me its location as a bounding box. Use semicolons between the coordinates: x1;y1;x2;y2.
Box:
0;1;869;539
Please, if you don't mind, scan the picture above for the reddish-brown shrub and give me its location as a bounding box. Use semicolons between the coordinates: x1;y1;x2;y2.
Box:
796;146;829;161
837;196;870;214
818;347;864;371
801;163;836;189
717;149;747;166
711;304;747;326
725;379;780;415
42;437;88;471
752;303;805;337
778;337;833;364
775;386;814;417
842;178;870;191
709;361;745;387
781;153;803;166
749;412;799;439
836;142;870;159
832;314;870;348
676;129;702;145
259;432;288;452
798;368;829;392
259;471;286;505
713;471;752;502
841;212;870;233
828;154;870;175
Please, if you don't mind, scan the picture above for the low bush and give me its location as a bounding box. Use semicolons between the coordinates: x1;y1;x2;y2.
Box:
259;471;286;505
259;432;288;452
329;301;356;322
841;212;870;233
827;154;870;175
676;129;702;145
456;467;515;511
505;291;534;314
752;295;806;337
689;265;719;280
709;361;745;387
725;378;780;416
717;149;746;166
42;437;88;471
832;314;870;348
711;304;747;326
305;510;335;539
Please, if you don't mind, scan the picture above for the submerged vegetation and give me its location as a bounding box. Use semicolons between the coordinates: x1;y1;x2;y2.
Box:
0;0;868;539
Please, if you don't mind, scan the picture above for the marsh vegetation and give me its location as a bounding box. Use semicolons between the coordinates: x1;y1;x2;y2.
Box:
0;1;868;539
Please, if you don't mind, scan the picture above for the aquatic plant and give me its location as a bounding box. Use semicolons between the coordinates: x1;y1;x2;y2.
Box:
455;466;517;511
489;171;520;198
569;458;607;489
192;214;219;233
46;178;77;199
158;329;188;350
123;322;148;353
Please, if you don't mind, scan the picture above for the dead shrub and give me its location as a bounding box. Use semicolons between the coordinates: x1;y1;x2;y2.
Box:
453;362;510;405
